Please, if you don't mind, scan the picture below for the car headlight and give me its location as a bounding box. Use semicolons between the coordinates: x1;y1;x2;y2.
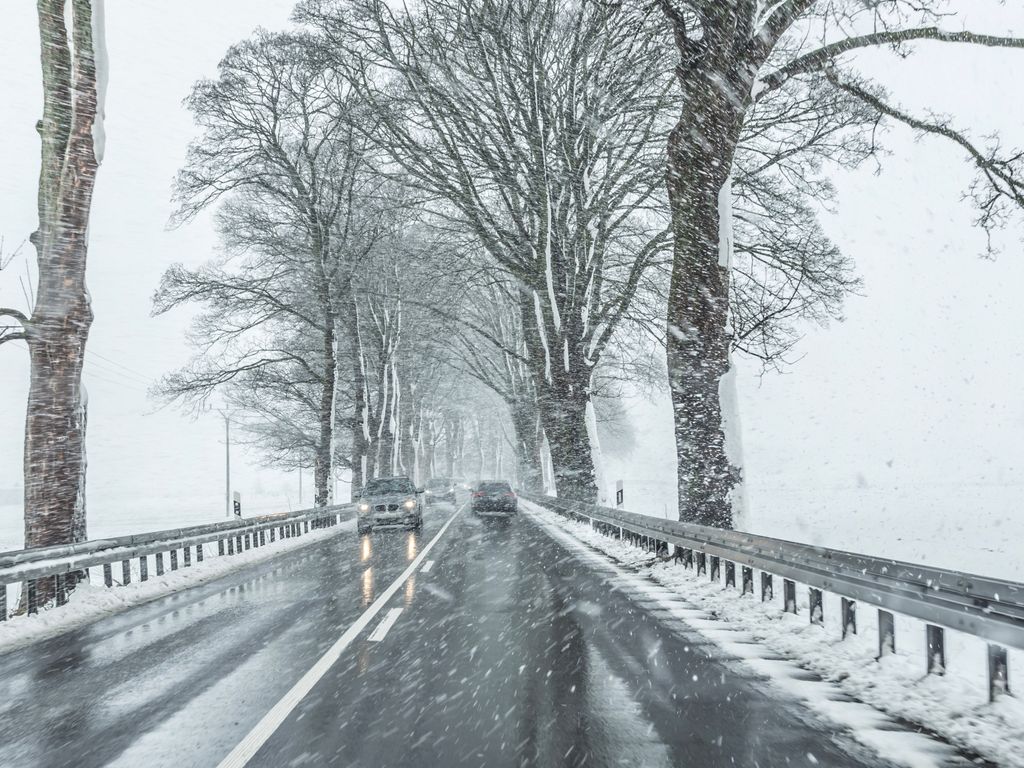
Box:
358;503;370;513
403;499;416;510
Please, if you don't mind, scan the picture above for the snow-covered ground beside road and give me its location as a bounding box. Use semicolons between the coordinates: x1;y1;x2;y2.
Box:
524;500;1024;768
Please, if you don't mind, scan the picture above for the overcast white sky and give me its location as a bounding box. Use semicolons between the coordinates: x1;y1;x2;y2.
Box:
1;2;1022;567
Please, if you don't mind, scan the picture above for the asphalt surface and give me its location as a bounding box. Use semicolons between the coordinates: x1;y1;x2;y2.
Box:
0;496;898;768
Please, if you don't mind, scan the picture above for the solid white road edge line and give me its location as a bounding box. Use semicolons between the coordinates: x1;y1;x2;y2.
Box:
216;504;465;768
367;607;403;642
421;559;435;573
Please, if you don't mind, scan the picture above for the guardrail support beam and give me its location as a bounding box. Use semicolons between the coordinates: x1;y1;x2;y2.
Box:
761;573;773;602
842;598;856;638
269;528;276;543
783;579;797;614
809;588;823;625
926;624;945;675
988;644;1010;701
878;610;895;658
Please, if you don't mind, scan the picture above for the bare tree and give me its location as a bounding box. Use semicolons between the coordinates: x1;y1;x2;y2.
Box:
653;0;1024;527
299;0;676;501
167;31;383;507
0;2;106;602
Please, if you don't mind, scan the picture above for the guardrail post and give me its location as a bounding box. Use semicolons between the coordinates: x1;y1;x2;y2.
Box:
218;540;225;556
304;521;309;534
244;534;251;551
269;528;276;543
926;625;945;675
156;552;164;576
841;598;856;638
725;561;736;588
122;560;131;585
139;556;148;582
170;550;179;571
878;610;895;658
0;584;6;620
809;588;823;625
183;546;192;567
27;580;38;614
103;563;113;587
696;552;707;575
988;644;1009;701
55;573;68;606
227;537;235;555
259;530;266;547
710;556;720;582
760;573;773;602
783;579;797;614
236;534;243;552
196;544;204;563
742;567;753;595
684;549;694;569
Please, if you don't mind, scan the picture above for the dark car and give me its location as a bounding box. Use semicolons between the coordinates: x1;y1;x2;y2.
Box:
425;477;457;505
471;481;517;519
356;476;424;534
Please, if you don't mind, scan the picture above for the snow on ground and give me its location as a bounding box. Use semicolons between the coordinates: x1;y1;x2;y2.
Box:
0;516;355;656
523;500;1024;768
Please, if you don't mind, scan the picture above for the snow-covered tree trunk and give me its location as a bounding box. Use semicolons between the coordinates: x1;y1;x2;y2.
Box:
21;0;104;601
508;398;542;492
665;62;750;528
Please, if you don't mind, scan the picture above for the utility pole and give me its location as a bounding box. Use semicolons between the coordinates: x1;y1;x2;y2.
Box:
220;410;231;519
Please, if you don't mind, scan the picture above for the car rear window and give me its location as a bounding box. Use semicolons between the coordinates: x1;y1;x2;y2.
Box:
479;482;512;493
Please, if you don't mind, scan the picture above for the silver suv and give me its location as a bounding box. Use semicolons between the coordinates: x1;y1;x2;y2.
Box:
356;476;424;534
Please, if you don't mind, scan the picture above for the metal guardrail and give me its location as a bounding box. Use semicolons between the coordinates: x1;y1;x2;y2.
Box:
0;503;354;621
522;492;1020;700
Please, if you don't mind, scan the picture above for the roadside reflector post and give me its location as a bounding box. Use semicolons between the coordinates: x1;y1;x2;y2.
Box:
741;566;754;595
121;560;131;585
783;579;797;614
725;561;736;589
139;556;148;582
696;552;707;576
103;563;113;587
809;588;824;625
761;572;773;602
926;625;945;675
878;610;895;659
841;598;857;638
988;644;1009;701
709;556;720;582
155;552;164;576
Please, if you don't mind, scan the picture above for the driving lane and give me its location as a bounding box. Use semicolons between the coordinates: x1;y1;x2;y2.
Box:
0;503;457;768
246;510;891;768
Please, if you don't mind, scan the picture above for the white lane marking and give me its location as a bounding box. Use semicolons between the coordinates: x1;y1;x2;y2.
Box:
367;608;403;642
217;504;465;768
420;559;435;573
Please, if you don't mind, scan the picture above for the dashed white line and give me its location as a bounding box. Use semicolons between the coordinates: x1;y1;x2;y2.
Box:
216;504;464;768
367;608;403;642
421;559;435;573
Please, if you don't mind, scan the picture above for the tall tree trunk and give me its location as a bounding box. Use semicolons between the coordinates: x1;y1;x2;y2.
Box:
313;269;336;507
22;0;103;606
535;377;596;501
508;398;543;492
664;62;750;528
398;375;416;478
347;294;368;496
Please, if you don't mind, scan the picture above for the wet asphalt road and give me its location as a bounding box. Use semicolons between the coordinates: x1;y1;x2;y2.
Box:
0;497;892;768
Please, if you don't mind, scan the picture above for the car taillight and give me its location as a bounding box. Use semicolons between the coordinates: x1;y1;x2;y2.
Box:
473;491;484;498
505;492;516;498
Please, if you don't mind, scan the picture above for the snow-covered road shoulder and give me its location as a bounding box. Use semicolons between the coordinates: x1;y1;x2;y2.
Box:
0;517;355;656
521;500;1024;768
